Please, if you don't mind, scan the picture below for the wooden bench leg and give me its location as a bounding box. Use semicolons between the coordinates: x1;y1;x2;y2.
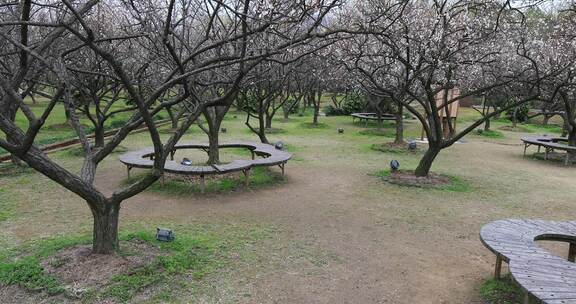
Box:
161;174;165;187
200;175;205;193
538;145;541;153
565;153;570;166
243;169;251;186
569;243;576;262
279;163;285;177
545;148;549;160
127;165;132;178
494;254;503;280
523;292;531;304
523;144;528;157
251;151;255;160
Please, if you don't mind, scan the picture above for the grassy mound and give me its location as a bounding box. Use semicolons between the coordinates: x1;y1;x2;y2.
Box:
373;170;469;192
371;142;420;154
498;125;532;133
125;167;284;196
474;129;505;139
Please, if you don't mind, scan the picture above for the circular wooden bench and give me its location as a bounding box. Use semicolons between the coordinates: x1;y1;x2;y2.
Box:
351;113;396;126
522;136;576;166
480;219;576;303
119;142;292;192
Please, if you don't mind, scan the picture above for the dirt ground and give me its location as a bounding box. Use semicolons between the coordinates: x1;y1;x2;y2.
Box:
107;133;576;303
2;114;576;303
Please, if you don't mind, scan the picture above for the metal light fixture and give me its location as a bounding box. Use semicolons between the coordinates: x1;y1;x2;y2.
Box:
221;127;227;133
275;141;284;150
181;158;192;166
156;228;174;242
390;160;400;172
338;128;344;134
408;140;417;151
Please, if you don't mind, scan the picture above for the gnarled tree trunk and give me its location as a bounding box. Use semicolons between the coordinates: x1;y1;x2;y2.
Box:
94;123;105;148
414;143;441;177
91;203;120;254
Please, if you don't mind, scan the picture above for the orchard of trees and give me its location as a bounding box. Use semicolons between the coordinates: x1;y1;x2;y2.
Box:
2;0;576;254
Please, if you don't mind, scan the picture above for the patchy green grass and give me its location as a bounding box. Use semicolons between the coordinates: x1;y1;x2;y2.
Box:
524;123;563;134
300;122;329;129
0;163;36;223
0;187;16;223
125;167;283;196
358;128;396;137
0;225;272;303
264;128;286;134
531;152;576;165
498;125;533;133
474;129;505;139
496;122;563;135
0;235;91;295
480;276;523;304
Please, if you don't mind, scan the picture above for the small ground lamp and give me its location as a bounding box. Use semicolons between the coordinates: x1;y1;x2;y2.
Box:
275;141;284;150
221;127;227;133
408;140;417;151
181;158;192;166
156;228;175;242
338;128;344;134
390;160;400;173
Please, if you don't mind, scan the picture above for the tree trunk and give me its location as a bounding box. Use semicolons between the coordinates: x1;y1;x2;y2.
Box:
394;105;404;144
257;113;269;144
311;92;320;125
7;106;24;166
208;128;220;164
568;127;576;156
203;107;228;165
414;144;441;177
484;118;491;132
10;154;24;167
265;115;273;129
312;107;319;125
92;204;120;254
542;115;550;126
167;107;178;129
94;124;105;148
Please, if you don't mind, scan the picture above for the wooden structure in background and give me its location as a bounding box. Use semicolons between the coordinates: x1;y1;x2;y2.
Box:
436;88;460;139
420;88;461;140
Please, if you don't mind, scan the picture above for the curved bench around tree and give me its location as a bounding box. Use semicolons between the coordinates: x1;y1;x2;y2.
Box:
522;136;576;166
480;219;576;304
119;142;291;192
351;113;396;126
